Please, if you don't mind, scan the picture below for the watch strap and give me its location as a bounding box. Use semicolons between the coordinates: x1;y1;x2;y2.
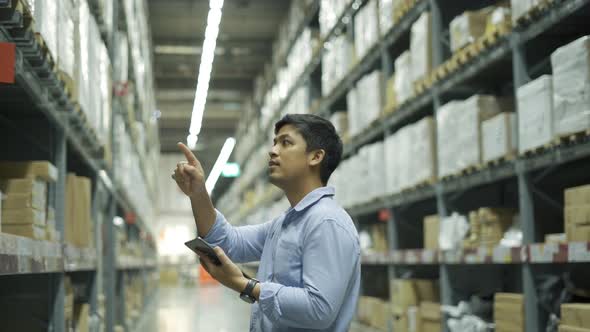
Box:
242;278;259;297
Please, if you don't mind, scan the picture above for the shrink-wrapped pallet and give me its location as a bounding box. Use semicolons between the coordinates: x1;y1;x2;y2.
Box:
354;0;380;60
482;112;518;163
395;51;413;105
450;8;490;52
410;117;437;186
410;12;432;83
516;75;554;153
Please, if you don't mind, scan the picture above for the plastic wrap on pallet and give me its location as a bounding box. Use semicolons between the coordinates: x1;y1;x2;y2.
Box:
330;112;349;141
99;42;112;148
411;117;437;187
487;7;511;34
322;34;353;96
76;0;91;121
101;0;114;38
410;12;432;83
319;0;349;38
57;0;76;84
88;12;103;140
354;0;380;61
113;31;129;83
379;0;395;36
384;133;397;195
34;0;58;61
450;8;490;52
394;50;413;105
551;36;590;137
368;141;386;200
437;96;501;178
516;75;554;154
396;125;412;191
346;71;382;137
346;84;362;138
482;112;517;163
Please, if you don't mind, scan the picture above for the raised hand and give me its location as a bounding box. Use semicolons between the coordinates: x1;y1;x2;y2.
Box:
172;142;207;197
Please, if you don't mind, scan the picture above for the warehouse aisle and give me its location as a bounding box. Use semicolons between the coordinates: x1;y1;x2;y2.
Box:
136;284;251;332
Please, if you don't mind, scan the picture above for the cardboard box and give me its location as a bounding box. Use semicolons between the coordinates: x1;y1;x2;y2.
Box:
567;224;590;242
565;205;590;226
517;75;554;154
371;298;391;330
3;192;45;211
545;233;567;244
65;174;93;248
0;161;58;182
3;224;46;240
391;279;439;311
565;185;590;206
424;215;440;250
393;309;409;332
395;51;413;105
74;303;90;332
422;320;442;332
559;326;590;332
482;112;518;163
495;319;525;332
551;36;590;137
0;178;47;205
450;8;490;52
410;12;432;82
1;207;46;226
411;116;437;187
384;73;397;111
561;304;590;328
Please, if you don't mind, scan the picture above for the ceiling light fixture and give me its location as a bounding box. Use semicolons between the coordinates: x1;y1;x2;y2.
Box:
187;0;225;149
205;137;236;194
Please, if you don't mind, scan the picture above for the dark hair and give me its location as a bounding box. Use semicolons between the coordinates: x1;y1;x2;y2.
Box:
274;114;343;184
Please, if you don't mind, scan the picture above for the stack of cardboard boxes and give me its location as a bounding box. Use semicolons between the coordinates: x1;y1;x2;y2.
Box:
391;278;440;332
564;185;590;242
423;215;440;250
357;296;391;330
463;208;517;248
420;302;442;332
560;303;590;332
494;293;524;332
0;161;58;241
370;223;388;254
65;173;93;248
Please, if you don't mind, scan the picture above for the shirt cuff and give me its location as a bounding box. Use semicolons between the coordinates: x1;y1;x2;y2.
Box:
202;209;227;245
259;282;284;323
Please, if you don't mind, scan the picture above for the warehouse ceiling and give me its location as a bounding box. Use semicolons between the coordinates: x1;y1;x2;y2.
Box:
147;0;290;193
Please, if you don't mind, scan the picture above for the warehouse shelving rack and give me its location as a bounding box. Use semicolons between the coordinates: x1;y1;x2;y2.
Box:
0;1;158;331
229;0;590;331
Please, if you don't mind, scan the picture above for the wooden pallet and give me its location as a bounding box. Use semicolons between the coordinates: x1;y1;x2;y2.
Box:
441;164;480;181
57;71;77;103
521;141;554;157
393;0;419;22
32;32;57;72
401;177;437;192
552;129;590;146
478;153;516;170
515;0;556;26
413;77;431;95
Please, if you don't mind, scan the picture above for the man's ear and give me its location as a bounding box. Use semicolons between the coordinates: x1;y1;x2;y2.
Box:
309;149;326;167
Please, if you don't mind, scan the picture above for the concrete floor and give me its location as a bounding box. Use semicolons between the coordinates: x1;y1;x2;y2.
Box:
135;283;252;332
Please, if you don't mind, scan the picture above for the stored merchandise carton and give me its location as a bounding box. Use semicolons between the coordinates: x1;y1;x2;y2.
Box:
384;73;397;111
393;308;409;332
411;116;437;187
0;179;46;211
379;0;395;35
354;0;379;60
482;112;518;163
422;320;442;332
565;185;590;206
34;0;58;60
329;112;349;140
517;75;554;154
65;174;93;248
567;224;590;242
423;215;440;249
450;8;490;52
391;279;439;311
410;12;432;82
395;51;413;105
510;0;534;24
371;223;388;253
1;207;46;226
561;304;590;328
371;298;391;330
74;303;90;332
545;233;566;244
0;161;58;182
565;205;590;226
3;224;45;240
559;326;590;332
3;192;45;210
495;319;525;332
551;36;590;137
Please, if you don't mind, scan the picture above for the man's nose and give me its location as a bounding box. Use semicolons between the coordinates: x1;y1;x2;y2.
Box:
269;145;279;158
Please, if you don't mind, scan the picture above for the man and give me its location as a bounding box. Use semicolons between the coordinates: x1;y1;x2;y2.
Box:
173;114;360;331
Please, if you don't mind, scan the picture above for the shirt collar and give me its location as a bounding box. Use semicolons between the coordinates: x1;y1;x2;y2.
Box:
291;186;335;213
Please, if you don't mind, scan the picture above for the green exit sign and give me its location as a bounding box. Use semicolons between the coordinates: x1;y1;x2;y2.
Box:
221;162;240;177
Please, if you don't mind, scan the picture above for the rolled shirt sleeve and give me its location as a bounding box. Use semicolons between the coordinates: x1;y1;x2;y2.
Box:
258;218;359;329
202;209;272;263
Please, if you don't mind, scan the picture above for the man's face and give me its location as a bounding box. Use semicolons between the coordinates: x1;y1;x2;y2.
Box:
268;124;311;186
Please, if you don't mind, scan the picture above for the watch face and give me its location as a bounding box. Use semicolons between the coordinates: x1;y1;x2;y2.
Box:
240;293;256;304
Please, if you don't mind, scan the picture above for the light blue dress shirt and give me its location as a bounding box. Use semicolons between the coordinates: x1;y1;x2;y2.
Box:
204;186;360;332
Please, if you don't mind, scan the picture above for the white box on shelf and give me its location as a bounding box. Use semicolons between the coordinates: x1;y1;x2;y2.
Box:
57;0;76;84
411;117;437;186
395;50;413;105
384;133;398;195
510;0;534;25
368;141;386;200
410;12;432;83
34;0;58;61
354;0;380;61
482;112;518;163
551;36;590;137
516;75;554;153
379;0;395;36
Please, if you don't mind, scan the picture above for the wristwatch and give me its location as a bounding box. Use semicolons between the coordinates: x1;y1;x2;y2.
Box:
240;278;259;304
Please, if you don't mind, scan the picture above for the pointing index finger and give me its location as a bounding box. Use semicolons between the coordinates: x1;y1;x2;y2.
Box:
177;142;198;164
